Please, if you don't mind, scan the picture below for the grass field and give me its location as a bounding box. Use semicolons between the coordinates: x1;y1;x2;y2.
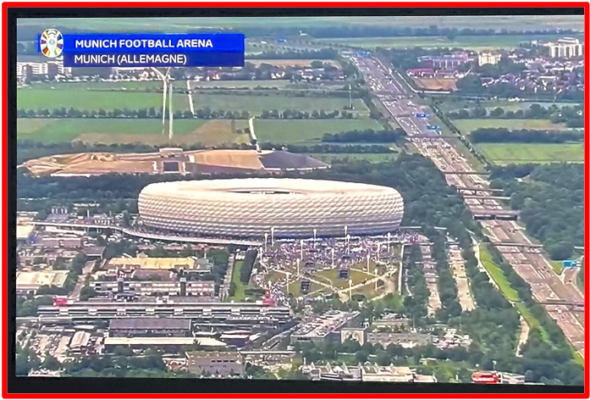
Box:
19;16;584;31
228;260;248;302
476;143;584;165
16;118;250;145
18;86;190;111
192;80;294;89
253;119;383;144
192;94;368;116
454;119;571;133
315;34;584;51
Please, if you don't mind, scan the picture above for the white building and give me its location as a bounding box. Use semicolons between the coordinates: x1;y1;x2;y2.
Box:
478;52;502;66
546;37;584;59
16;56;71;79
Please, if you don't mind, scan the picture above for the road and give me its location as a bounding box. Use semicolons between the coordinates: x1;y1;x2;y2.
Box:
348;54;585;354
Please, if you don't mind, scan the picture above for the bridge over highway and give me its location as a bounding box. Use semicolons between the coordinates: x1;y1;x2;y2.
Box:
456;186;504;194
463;195;510;201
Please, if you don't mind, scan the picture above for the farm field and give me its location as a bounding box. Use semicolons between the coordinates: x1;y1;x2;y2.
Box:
18;86;190;111
253;119;383;144
315;34;584;51
17;118;250;145
191;94;368;115
476;143;584;165
453;118;572;132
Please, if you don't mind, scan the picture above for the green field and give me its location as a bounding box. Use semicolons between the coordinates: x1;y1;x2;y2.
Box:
315;34;584;51
454;119;571;132
17;118;208;142
20;16;583;31
479;245;549;342
192;80;294;89
476;143;584;165
441;100;581;113
18;86;190;111
253;119;383;144
228;260;248;302
192;94;368;116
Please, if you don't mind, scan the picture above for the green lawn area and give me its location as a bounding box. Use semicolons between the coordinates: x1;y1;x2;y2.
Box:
17;118;208;142
315;34;583;51
228;260;247;302
18;86;190;111
316;267;374;290
479;244;519;302
480;245;550;342
454;119;571;132
476;143;584;165
192;94;368;116
253;119;383;144
550;261;565;275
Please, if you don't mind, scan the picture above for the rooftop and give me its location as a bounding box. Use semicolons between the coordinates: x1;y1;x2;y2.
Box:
16;271;69;289
109;318;191;330
104;337;226;347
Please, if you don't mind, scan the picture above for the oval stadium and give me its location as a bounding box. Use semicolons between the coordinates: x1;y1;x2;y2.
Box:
138;179;404;238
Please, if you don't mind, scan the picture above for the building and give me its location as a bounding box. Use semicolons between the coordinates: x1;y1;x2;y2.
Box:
371;314;410;329
103;337;226;352
301;362;436;383
340;327;367;345
138;179;404;239
16;271;69;295
418;53;471;70
37;300;292;326
291;311;362;344
17;56;71;79
108;318;191;337
106;256;211;275
545;38;584;59
68;331;91;354
367;332;433;348
90;278;215;297
478;51;502;66
187;352;243;377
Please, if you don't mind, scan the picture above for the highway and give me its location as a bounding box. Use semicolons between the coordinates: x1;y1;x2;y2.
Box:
349;54;585;355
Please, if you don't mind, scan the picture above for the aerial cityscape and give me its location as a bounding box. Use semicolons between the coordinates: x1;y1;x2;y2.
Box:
13;14;584;386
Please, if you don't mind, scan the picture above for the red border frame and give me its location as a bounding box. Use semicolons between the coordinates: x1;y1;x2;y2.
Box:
1;1;590;400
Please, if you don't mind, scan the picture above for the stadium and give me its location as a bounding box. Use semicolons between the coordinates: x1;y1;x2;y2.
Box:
138;179;404;239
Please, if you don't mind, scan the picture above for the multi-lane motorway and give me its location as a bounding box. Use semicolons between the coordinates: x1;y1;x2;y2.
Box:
349;54;585;355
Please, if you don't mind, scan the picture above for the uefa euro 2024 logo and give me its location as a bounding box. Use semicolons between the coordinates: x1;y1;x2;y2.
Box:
40;29;63;58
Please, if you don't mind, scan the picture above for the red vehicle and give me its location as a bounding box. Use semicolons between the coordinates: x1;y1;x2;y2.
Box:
471;371;499;384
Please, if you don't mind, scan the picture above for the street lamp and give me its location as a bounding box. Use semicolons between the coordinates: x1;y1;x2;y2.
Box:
271;227;275;246
344;225;348;239
375;267;379;291
332;248;335;267
297;258;300;278
264;233;268;253
347;234;351;253
300;239;304;261
366;254;370;271
349;279;353;299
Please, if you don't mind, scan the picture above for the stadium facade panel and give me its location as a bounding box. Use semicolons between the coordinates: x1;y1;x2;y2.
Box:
138;179;404;238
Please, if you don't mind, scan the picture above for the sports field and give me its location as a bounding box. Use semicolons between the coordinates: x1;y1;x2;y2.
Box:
252;119;383;144
476;143;584;165
315;34;583;51
17;118;250;145
454;119;571;132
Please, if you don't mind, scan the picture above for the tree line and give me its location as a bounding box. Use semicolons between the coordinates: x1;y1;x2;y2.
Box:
469;128;584;144
492;164;584;258
247;48;339;60
322;129;406;143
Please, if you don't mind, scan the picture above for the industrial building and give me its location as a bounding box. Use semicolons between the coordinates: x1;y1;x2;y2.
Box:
187;352;243;377
103;337;226;352
89;278;216;298
478;51;502;66
37;300;293;326
138;179;404;239
291;311;361;344
108;318;192;337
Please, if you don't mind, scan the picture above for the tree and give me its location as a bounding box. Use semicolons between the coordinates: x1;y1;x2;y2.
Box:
310;60;324;69
41;353;61;370
355;350;369;364
545;241;574;261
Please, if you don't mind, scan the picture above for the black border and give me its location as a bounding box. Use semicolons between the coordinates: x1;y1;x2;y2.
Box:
5;5;585;395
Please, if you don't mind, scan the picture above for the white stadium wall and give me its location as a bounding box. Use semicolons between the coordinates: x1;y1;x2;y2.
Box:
138;179;404;238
